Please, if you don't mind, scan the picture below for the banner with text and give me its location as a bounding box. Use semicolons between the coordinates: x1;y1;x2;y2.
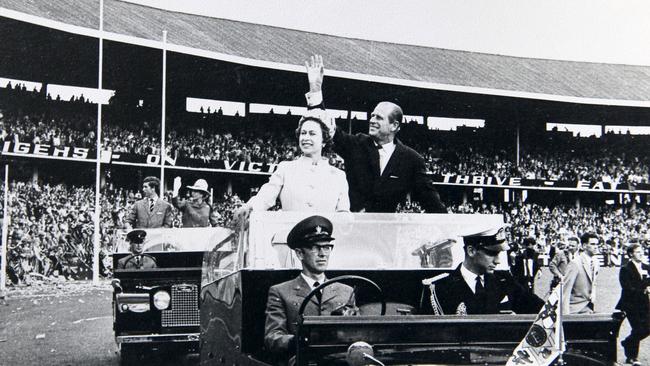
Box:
2;142;648;192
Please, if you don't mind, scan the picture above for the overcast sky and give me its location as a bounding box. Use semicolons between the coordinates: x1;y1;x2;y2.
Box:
125;0;650;66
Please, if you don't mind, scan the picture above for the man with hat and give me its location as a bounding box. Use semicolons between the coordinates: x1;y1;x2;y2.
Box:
264;215;355;359
422;225;543;315
172;176;219;227
117;230;157;270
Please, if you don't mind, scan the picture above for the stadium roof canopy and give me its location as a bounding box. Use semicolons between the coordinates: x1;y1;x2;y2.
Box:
1;0;650;108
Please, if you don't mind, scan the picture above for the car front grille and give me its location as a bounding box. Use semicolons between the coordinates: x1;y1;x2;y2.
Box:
161;284;199;327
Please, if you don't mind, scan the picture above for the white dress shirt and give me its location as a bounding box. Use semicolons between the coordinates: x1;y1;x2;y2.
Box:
301;273;326;289
377;141;395;175
460;263;483;294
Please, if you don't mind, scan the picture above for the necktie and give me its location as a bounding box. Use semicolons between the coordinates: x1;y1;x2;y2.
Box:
135;255;141;268
149;199;155;212
313;281;322;303
475;276;485;297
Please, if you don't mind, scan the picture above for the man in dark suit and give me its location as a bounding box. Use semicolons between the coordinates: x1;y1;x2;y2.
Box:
511;237;540;292
126;176;173;229
117;230;157;270
422;226;543;315
616;243;650;366
304;55;446;213
264;215;355;360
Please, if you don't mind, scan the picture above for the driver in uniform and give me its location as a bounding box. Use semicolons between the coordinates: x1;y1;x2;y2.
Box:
422;226;543;315
264;215;355;361
117;230;157;270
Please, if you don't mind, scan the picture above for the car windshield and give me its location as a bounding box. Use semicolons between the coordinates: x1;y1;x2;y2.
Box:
245;211;506;270
113;227;233;253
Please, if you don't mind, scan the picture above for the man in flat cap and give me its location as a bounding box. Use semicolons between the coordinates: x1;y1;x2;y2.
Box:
422;226;543;315
117;230;157;270
264;215;355;361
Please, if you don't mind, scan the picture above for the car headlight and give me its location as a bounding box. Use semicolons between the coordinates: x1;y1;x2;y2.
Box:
153;290;171;310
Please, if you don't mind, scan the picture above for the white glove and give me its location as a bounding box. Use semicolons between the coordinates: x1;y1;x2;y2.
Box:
173;176;182;197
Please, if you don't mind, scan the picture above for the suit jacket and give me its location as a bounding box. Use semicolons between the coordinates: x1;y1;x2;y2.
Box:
562;253;600;314
332;130;446;213
126;197;174;229
615;261;650;315
423;264;543;315
117;254;157;270
264;276;354;355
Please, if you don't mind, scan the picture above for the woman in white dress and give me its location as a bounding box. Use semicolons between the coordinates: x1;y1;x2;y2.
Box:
234;110;350;220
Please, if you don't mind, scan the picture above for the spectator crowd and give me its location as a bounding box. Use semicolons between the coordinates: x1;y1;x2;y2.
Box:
449;201;649;264
2;178;246;285
1;85;648;183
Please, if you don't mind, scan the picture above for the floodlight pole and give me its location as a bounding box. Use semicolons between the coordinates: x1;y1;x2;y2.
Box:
1;165;9;298
516;122;520;167
160;30;167;197
92;0;105;284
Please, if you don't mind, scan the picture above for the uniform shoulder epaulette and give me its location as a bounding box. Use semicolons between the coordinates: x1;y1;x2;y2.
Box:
424;273;450;316
422;272;449;286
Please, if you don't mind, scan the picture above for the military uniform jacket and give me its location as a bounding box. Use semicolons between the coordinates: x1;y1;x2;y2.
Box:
423;264;543;315
264;276;354;354
117;254;157;270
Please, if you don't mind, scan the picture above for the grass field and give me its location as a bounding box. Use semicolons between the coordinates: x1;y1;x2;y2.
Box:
535;266;648;365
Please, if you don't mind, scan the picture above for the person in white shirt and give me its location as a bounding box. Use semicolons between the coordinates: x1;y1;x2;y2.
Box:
303;55;446;213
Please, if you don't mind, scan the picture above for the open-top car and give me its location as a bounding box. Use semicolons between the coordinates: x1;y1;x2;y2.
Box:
111;227;232;364
199;212;625;366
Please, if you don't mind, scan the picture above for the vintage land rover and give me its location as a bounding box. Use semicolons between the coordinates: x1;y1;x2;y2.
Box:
111;227;231;364
199;212;624;366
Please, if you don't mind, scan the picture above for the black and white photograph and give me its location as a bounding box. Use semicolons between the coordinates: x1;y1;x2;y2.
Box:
0;1;649;365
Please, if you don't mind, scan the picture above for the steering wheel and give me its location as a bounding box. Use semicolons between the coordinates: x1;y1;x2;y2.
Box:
298;275;386;317
121;254;157;269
